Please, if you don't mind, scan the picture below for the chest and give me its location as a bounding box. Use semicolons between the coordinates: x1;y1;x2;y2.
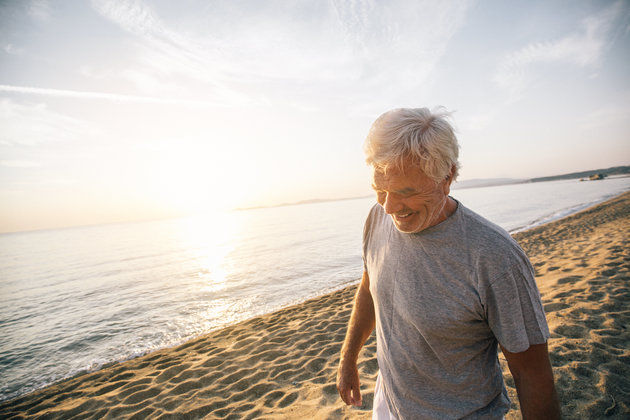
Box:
366;234;490;342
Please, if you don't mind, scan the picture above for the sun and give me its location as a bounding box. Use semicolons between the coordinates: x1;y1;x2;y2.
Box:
142;142;262;216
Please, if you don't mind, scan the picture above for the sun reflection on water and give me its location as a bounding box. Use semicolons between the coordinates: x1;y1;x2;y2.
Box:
177;209;241;293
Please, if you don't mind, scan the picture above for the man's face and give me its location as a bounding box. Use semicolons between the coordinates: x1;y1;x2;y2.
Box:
371;162;453;234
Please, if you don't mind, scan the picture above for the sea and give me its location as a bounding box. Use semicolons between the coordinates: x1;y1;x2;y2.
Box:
1;176;629;403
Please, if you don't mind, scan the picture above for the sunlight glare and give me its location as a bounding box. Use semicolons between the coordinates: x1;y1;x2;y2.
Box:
145;140;263;216
179;209;241;292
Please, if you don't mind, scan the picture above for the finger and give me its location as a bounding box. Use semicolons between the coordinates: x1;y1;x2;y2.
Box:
338;386;351;405
337;364;362;406
338;382;361;406
341;388;352;405
350;386;363;406
337;381;356;406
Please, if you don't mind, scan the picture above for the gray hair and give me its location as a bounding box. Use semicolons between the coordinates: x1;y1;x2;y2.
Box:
364;107;460;182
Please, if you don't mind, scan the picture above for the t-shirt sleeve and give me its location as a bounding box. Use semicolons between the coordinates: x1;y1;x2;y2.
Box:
481;259;550;353
362;204;378;273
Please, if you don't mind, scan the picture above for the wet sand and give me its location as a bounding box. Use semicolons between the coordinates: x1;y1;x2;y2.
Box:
1;191;628;419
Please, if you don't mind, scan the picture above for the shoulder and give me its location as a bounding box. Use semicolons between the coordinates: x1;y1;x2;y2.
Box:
363;203;390;248
366;202;382;220
364;203;386;231
458;203;523;251
455;203;532;283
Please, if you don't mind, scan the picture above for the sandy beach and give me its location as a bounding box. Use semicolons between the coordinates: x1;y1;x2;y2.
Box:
1;191;628;419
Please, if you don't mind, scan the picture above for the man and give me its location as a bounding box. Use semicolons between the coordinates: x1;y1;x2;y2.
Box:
336;108;560;419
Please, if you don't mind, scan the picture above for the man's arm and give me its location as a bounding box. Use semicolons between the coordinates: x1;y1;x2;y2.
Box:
501;342;561;419
337;271;376;406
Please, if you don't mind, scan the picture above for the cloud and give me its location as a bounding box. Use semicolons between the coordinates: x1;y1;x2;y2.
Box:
493;1;625;95
0;160;41;168
90;0;247;104
3;43;25;55
89;0;472;108
0;0;50;23
0;84;220;107
332;0;469;74
27;0;50;21
0;99;92;146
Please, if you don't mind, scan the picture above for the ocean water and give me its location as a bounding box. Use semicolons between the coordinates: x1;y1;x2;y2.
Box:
1;176;629;402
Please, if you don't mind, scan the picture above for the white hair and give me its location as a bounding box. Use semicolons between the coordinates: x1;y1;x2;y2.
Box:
364;107;460;182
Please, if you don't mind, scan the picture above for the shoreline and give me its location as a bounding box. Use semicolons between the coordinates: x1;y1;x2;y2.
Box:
1;191;629;418
509;188;629;234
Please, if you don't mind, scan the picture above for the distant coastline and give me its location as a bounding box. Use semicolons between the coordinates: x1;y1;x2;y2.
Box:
238;165;630;210
234;195;372;211
525;165;630;183
454;165;630;190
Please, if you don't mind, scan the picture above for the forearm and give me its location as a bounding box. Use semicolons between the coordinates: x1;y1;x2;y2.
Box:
514;370;561;419
337;272;376;406
502;343;561;419
340;272;376;364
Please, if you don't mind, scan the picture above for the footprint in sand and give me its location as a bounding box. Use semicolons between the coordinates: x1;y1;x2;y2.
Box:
556;275;582;285
553;323;587;339
543;302;570;312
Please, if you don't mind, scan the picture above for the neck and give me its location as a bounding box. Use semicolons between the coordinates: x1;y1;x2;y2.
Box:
444;196;457;217
433;196;457;227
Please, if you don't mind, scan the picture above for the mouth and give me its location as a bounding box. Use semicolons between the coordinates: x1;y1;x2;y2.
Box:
394;212;414;220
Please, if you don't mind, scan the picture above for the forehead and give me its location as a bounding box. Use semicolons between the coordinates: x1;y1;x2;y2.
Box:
372;164;433;190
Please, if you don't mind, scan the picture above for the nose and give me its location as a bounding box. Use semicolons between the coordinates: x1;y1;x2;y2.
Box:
382;192;403;215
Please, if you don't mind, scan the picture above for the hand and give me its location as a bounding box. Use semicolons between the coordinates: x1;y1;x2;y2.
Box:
337;360;362;406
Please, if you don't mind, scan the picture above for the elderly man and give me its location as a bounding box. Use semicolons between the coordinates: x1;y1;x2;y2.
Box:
337;108;560;419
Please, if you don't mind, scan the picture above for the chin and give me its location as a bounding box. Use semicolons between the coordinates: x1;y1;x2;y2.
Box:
392;218;424;234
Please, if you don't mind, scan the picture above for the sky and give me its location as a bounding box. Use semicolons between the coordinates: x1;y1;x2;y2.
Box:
1;0;629;233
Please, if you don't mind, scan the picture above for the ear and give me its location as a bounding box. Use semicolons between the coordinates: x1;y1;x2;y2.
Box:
442;165;456;195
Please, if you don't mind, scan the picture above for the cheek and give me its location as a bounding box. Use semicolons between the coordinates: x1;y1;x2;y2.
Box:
408;194;442;214
407;197;431;212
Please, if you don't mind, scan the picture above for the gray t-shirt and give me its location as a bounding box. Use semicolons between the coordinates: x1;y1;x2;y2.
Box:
363;200;549;419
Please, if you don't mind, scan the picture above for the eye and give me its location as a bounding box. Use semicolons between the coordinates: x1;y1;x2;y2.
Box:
398;189;418;197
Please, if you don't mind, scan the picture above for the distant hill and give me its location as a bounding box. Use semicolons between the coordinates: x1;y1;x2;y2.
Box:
451;178;524;190
526;166;630;183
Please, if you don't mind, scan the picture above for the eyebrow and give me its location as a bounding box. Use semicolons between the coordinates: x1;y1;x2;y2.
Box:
371;184;419;195
397;187;418;194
